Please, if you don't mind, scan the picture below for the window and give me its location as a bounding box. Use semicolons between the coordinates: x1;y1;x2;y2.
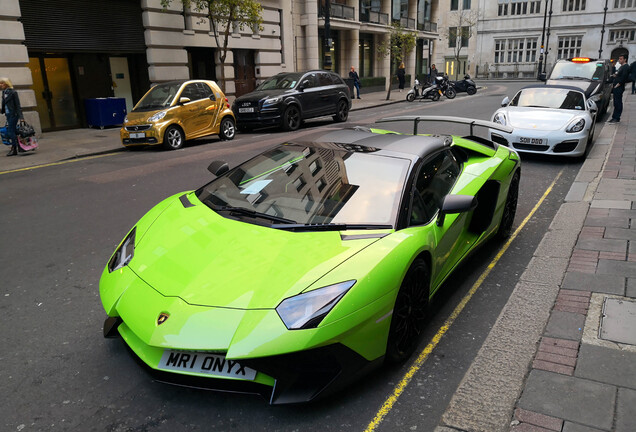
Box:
498;0;541;16
557;36;583;59
493;37;538;63
563;0;586;11
196;82;214;99
180;83;202;101
410;151;461;226
392;0;408;20
451;0;459;10
614;0;635;7
449;27;457;48
609;29;636;42
460;26;470;47
463;0;472;8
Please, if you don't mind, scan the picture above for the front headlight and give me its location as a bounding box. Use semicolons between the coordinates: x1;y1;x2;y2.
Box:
566;118;585;133
148;111;167;122
263;97;282;105
108;228;136;273
276;280;356;330
493;112;507;126
123;115;128;124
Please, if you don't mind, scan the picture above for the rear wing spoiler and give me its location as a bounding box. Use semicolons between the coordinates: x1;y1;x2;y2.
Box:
376;116;514;136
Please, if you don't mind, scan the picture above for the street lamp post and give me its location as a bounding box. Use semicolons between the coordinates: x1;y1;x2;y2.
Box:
537;0;549;80
323;0;333;70
599;0;609;58
543;0;553;75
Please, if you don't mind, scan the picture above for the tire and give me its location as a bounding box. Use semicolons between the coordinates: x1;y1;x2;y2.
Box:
406;92;415;102
386;258;431;364
333;99;349;123
218;117;236;141
496;171;520;240
282;105;301;131
162;125;185;150
431;92;440;102
466;86;477;95
445;87;457;99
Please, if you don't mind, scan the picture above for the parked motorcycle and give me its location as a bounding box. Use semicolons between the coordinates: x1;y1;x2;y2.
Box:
406;77;442;102
436;75;457;99
451;74;477;95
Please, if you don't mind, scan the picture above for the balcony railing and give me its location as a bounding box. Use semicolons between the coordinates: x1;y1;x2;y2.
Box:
360;8;389;25
400;17;415;29
417;21;437;32
319;3;355;20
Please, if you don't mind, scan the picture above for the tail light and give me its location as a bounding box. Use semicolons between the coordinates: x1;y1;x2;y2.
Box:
225;97;230;109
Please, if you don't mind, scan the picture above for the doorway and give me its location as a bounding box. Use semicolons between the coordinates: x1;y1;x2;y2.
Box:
234;49;256;97
109;57;133;113
29;56;80;130
187;47;217;81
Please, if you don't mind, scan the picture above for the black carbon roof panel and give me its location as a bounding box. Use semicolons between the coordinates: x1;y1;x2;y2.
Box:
319;129;446;158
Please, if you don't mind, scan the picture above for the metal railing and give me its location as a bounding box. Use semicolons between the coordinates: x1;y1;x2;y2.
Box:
418;21;437;32
319;3;355;20
400;17;415;29
360;9;389;25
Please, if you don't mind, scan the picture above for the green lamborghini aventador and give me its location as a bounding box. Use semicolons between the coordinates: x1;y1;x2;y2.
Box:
99;116;520;404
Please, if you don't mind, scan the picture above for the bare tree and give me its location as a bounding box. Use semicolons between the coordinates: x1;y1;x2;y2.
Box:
161;0;264;92
440;9;479;80
377;22;416;101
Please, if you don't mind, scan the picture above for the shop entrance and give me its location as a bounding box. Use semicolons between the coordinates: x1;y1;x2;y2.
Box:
234;49;256;97
29;57;80;131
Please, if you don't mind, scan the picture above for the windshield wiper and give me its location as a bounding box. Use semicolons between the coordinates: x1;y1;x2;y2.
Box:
559;76;591;81
211;205;296;224
271;223;393;232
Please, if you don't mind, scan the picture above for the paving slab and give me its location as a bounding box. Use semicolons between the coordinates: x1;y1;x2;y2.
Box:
562;272;625;295
544;310;586;341
575;344;636;390
549;202;589;231
565;182;588;202
583;214;630;228
616;387;636;432
534;230;580;258
599;297;636;345
575;238;627;253
590;199;633;210
604;227;636;242
518;370;616;431
597;260;636;278
562;423;605;432
519;257;569;286
628;278;636;298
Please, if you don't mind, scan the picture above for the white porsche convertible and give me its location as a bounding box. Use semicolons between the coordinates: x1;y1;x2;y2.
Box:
490;85;597;158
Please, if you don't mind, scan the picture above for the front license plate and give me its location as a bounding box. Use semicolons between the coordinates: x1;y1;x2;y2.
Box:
238;107;254;113
159;350;257;380
130;132;145;139
519;136;544;145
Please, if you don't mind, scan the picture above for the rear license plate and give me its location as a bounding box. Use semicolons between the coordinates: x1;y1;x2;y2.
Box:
159;350;257;380
130;132;145;139
238;107;254;113
519;137;544;145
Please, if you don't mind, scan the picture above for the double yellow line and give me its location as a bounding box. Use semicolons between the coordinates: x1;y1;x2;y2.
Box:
365;168;564;432
0;153;116;176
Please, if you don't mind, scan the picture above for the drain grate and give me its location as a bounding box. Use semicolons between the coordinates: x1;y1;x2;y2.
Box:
599;297;636;345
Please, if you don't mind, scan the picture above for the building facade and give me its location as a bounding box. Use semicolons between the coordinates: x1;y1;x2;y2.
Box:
433;0;479;79
474;0;636;79
0;0;441;134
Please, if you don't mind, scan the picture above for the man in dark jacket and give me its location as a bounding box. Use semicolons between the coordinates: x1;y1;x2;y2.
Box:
608;54;629;123
0;77;24;156
349;66;361;99
630;60;636;95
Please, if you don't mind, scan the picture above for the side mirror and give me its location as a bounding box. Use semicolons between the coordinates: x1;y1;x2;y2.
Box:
501;96;510;107
587;99;598;113
207;160;229;176
179;97;191;105
299;80;310;91
436;195;478;227
538;73;547;82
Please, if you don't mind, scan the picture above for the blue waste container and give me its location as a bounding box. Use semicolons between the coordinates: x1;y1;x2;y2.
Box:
84;98;127;129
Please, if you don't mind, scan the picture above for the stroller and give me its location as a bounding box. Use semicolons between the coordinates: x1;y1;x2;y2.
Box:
1;121;38;153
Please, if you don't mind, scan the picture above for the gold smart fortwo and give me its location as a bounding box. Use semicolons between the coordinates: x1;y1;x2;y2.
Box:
121;80;236;150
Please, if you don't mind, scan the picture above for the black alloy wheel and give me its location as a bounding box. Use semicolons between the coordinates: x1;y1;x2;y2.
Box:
162;125;185;150
282;105;301;131
218;117;236;140
386;258;431;363
496;171;520;239
333;99;349;123
445;87;457;99
467;86;477;95
406;92;415;102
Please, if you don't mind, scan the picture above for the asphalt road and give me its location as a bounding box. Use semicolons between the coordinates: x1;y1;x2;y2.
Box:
0;82;601;432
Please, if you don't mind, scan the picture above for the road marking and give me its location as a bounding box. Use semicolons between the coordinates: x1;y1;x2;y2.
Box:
364;167;565;432
0;153;117;176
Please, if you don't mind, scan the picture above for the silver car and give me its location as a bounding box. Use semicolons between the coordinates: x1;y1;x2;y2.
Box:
490;85;597;158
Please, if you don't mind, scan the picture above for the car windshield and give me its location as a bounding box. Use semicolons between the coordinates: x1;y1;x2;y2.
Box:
550;61;604;81
133;82;181;111
196;144;410;227
256;73;303;91
510;88;586;110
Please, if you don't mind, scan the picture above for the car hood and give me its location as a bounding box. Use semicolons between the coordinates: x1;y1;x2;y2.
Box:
130;194;383;309
546;79;600;97
505;107;579;130
234;89;295;103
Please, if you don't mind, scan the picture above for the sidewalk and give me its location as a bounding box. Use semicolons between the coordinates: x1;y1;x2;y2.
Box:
0;89;404;174
438;93;636;432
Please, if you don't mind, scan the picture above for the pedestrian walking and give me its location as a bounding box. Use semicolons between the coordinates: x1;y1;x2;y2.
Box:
608;54;630;123
430;64;438;83
397;62;406;92
0;77;25;156
349;66;361;99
